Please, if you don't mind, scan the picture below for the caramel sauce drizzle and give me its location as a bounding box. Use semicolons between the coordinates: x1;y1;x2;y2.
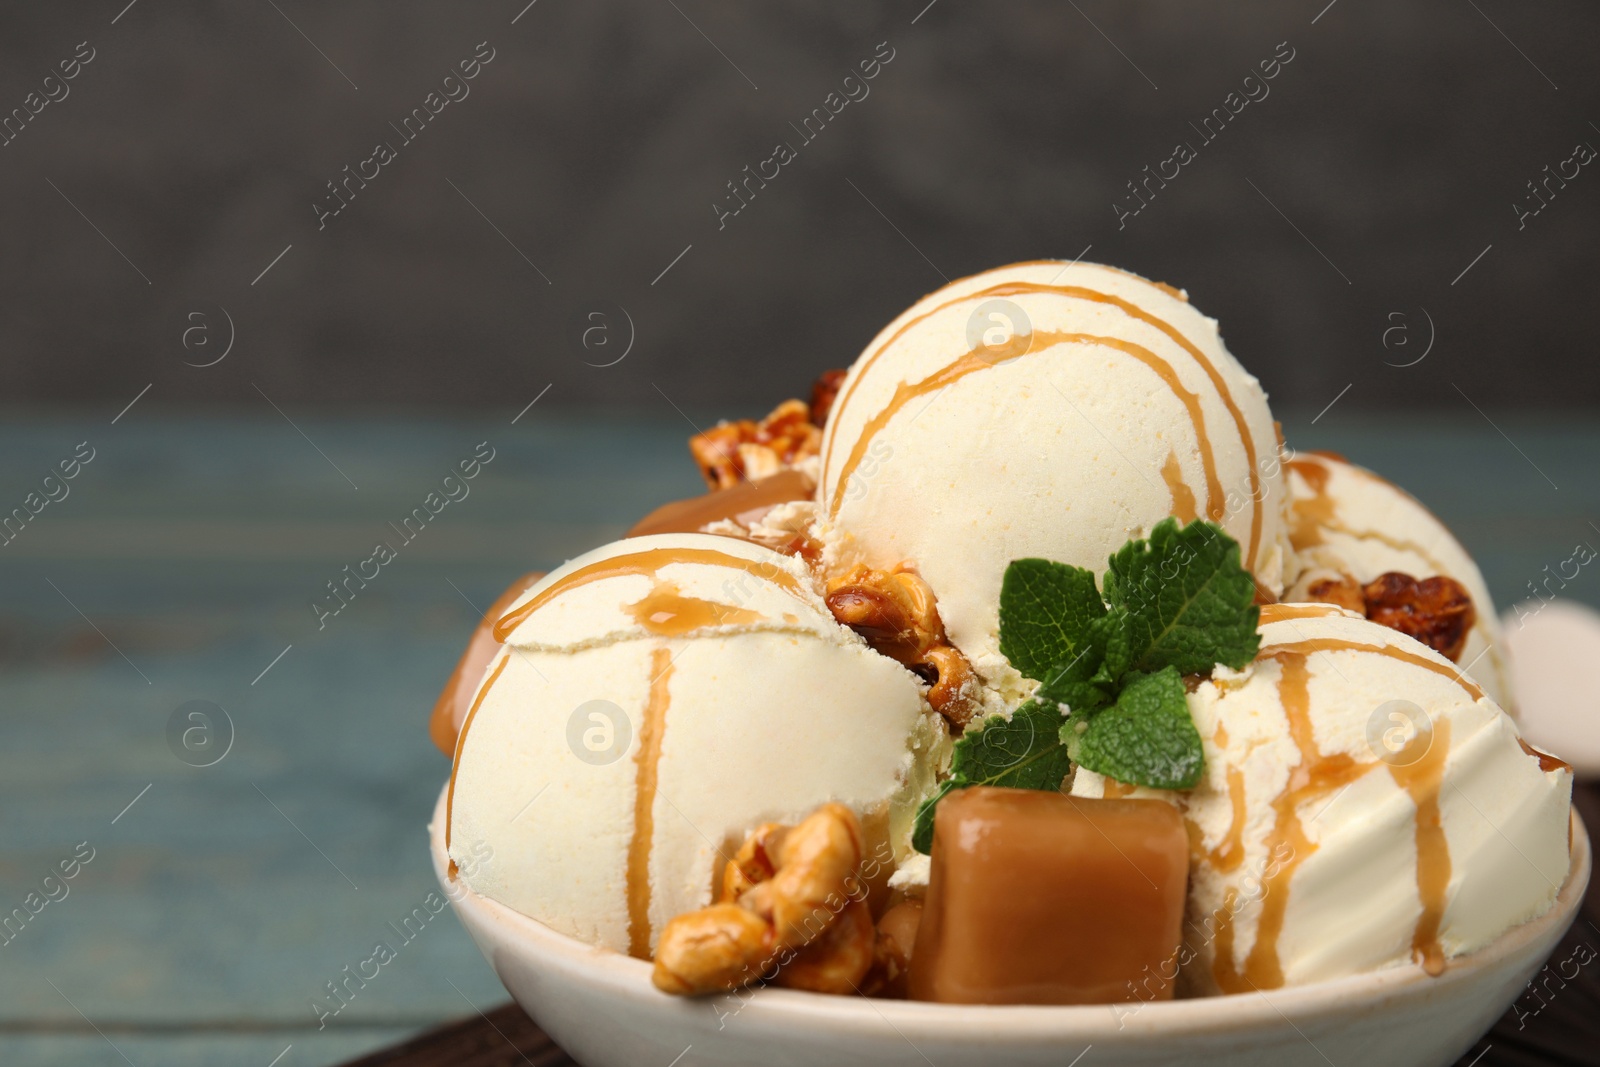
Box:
829;329;1224;535
1212;652;1376;992
1284;458;1336;551
1209;765;1249;873
1257;636;1485;703
444;651;513;854
493;547;806;641
1389;718;1453;976
1211;887;1240;980
992;319;1227;525
1202;721;1248;871
626;580;763;636
1161;449;1199;524
823;271;1265;569
627;647;675;959
1210;637;1476;991
1096;262;1193;302
1257;603;1349;624
1519;738;1572;775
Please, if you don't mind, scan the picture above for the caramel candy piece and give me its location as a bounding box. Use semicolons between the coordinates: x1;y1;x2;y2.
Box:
428;570;544;755
907;787;1188;1005
627;469;814;539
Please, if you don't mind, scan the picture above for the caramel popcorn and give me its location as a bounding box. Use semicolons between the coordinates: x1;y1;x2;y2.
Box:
652;803;867;996
809;368;847;427
825;565;978;726
688;399;822;491
1361;571;1476;663
1296;569;1477;662
1304;574;1366;614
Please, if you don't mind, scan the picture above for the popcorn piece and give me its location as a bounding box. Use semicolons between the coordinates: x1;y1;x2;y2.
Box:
689;399;821;490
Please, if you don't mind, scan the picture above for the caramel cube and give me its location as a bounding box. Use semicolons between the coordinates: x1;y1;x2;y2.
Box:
907;786;1188;1005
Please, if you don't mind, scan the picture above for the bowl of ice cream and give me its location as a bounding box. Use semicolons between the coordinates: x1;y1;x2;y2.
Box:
429;788;1587;1067
427;261;1584;1066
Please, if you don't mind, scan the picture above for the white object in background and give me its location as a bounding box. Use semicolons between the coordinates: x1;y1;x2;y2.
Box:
1504;599;1600;777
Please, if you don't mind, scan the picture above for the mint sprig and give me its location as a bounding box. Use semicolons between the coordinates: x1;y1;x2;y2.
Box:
912;519;1258;853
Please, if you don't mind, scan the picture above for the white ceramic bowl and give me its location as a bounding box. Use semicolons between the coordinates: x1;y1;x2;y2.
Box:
430;786;1589;1067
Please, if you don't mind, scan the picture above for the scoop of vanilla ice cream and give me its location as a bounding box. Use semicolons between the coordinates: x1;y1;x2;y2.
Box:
445;533;948;958
816;261;1289;689
1283;451;1510;708
1177;603;1570;994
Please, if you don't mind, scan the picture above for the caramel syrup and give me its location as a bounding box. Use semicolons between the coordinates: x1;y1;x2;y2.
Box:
1289;454;1448;563
1257;603;1349;624
494;547;806;641
1257;636;1485;703
1208;765;1249;873
1161;449;1199;524
626;468;814;538
444;650;513;852
627;647;675;959
1389;718;1453;976
626;580;763;636
1285;458;1335;551
1211;652;1376;992
1519;738;1572;774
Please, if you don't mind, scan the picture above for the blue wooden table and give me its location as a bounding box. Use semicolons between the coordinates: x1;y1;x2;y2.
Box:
1;410;1595;1066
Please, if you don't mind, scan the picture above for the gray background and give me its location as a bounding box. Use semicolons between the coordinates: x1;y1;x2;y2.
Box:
1;0;1597;418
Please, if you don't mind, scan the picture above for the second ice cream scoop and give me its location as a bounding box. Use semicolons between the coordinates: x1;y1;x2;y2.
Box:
1175;602;1570;993
446;534;948;958
817;260;1290;691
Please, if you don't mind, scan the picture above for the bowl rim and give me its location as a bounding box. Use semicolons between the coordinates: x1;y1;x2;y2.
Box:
430;784;1590;1035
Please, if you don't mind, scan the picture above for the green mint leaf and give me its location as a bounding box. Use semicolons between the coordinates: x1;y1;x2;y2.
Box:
1088;613;1131;688
911;701;1073;854
998;559;1107;681
1037;675;1112;716
1074;667;1205;790
950;700;1075;789
1035;636;1114;714
1059;714;1088;762
1101;518;1260;675
911;780;959;854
